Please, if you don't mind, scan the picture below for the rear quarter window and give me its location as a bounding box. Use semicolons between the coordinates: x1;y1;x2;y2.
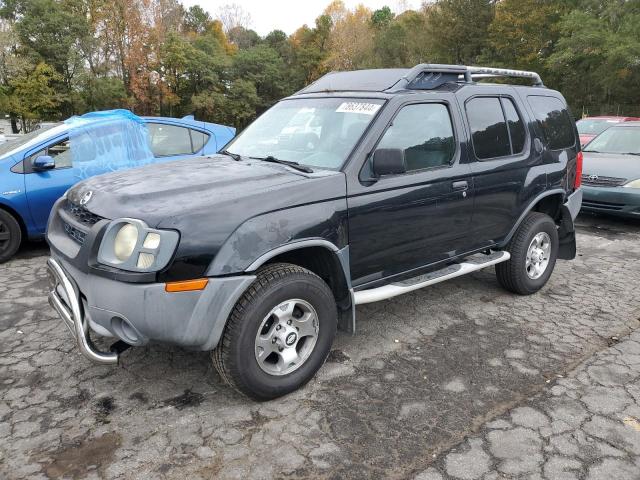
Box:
527;96;575;150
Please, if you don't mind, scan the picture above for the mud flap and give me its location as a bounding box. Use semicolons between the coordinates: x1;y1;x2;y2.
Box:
558;204;577;260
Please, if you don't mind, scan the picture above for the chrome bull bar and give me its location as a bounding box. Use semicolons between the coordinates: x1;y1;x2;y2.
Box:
46;257;119;365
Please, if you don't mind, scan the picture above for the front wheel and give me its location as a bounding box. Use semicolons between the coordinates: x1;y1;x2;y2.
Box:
496;212;559;295
212;263;337;400
0;210;21;264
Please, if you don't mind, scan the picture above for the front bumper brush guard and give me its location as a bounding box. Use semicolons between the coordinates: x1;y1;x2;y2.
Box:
47;257;119;365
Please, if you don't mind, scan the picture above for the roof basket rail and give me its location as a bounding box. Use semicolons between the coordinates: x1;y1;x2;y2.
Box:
394;64;544;90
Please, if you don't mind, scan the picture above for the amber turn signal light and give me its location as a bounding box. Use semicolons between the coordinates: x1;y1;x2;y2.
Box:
165;278;209;293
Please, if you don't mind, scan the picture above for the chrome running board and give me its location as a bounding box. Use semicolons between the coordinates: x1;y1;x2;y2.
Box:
353;251;510;305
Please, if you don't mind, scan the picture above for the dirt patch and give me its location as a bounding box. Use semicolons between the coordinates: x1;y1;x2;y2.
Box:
327;349;350;363
43;432;121;479
94;397;116;423
163;389;204;410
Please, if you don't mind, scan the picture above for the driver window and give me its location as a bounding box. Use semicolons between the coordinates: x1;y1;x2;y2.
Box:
29;138;72;169
377;103;455;172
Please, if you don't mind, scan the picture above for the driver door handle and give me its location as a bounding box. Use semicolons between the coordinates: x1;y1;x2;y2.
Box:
452;180;468;191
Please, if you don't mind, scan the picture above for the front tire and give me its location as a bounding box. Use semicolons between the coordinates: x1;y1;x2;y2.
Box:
212;263;337;400
496;212;558;295
0;210;21;264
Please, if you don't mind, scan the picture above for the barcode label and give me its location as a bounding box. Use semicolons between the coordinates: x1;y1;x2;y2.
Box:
336;102;381;115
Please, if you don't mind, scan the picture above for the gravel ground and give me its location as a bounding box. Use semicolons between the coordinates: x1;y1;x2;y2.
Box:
1;213;639;480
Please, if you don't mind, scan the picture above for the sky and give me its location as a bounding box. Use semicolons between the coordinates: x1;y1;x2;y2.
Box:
180;0;419;36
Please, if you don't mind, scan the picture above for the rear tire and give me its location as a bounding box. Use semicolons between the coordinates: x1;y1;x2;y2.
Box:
212;263;337;400
0;210;21;264
496;212;558;295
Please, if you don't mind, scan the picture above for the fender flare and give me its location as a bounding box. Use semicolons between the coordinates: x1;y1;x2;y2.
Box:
500;189;566;247
245;239;356;334
245;238;341;271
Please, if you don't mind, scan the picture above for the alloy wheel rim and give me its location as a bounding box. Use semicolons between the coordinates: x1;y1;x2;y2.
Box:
525;232;551;280
254;298;319;376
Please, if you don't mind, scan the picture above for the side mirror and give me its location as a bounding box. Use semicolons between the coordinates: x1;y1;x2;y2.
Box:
32;155;55;171
372;148;406;177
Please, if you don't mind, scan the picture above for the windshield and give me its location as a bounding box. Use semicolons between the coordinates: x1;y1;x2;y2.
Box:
0;123;65;159
584;127;640;155
225;97;385;170
576;119;619;136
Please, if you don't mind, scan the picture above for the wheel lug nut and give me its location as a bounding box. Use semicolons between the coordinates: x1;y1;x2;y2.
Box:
276;325;281;331
272;338;277;344
287;320;292;325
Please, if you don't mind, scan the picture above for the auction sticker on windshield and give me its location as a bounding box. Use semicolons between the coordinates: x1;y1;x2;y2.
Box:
336;102;382;115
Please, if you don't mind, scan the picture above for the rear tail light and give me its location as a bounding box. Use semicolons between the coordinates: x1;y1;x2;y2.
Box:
574;151;583;189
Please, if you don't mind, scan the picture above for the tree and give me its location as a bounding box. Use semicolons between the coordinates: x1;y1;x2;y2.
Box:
324;3;375;70
547;2;640;115
13;0;90;113
371;10;429;67
192;79;259;129
371;6;395;29
183;5;212;35
217;3;251;33
228;26;261;49
8;62;61;131
424;0;495;65
483;0;572;72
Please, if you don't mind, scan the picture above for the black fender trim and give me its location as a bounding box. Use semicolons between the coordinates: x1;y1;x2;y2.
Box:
500;189;565;247
244;239;356;334
500;188;577;260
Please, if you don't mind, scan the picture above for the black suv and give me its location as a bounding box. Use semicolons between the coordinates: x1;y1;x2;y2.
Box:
46;64;583;400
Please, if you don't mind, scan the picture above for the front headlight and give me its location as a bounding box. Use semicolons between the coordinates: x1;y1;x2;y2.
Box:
97;218;179;272
623;178;640;188
114;223;139;261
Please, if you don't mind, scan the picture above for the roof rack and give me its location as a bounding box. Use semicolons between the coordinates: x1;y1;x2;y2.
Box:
392;64;544;90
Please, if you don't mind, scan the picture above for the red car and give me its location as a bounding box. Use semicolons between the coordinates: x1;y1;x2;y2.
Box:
577;116;640;147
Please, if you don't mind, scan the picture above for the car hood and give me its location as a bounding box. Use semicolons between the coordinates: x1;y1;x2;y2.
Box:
69;155;345;226
582;152;640;182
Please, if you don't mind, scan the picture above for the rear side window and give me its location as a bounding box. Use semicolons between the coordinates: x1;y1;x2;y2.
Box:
147;123;211;156
466;97;511;159
191;129;210;152
527;96;575;150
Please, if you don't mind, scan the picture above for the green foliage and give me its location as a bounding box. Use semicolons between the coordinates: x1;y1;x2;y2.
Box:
424;0;495;64
8;62;62;130
1;0;639;127
371;6;394;28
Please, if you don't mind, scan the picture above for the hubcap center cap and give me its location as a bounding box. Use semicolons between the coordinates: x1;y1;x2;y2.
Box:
276;324;299;348
285;332;297;346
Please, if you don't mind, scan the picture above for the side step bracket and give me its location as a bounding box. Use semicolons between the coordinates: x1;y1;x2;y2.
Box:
353;251;510;305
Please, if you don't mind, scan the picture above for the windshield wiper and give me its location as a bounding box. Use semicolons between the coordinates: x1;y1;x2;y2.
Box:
623;152;640;156
220;149;241;161
251;155;314;173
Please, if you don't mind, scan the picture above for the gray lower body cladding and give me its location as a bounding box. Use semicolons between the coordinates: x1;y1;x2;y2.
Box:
50;253;255;351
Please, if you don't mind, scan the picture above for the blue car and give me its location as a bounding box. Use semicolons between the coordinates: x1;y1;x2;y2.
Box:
0;111;235;262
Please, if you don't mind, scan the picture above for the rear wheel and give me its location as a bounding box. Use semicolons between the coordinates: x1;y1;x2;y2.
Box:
496;212;558;295
0;210;21;264
212;263;337;400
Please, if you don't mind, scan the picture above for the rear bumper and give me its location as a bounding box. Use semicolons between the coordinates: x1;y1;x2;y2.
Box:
46;254;256;364
581;186;640;218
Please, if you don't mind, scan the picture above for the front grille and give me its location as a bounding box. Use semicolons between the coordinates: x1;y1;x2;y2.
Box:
64;200;104;226
581;174;627;187
63;222;88;244
582;200;625;211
